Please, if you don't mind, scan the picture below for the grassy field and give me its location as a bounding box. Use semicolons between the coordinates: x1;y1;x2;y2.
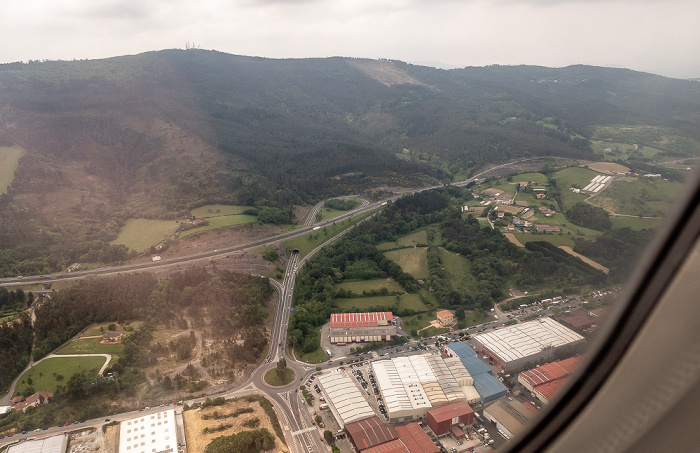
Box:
334;293;428;312
510;172;549;184
400;312;435;335
82;322;138;336
336;279;404;294
263;367;295;386
179;214;257;238
590;178;683;217
610;216;666;230
296;347;330;364
438;248;478;294
15;356;107;395
0;145;25;195
111;219;181;252
55;338;124;360
283;211;376;259
377;229;429;250
383;247;429;279
552;167;602;210
190;205;248;218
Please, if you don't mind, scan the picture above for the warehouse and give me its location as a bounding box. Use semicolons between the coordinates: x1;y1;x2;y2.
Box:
7;434;66;453
444;343;507;403
518;356;581;404
483;399;535;440
345;416;397;451
472;317;584;372
359;422;439;453
443;357;481;404
331;312;393;328
318;371;375;428
329;312;397;344
372;357;433;422
426;401;475;437
119;409;176;453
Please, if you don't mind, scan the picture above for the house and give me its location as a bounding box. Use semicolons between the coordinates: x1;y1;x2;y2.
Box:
495;195;514;205
15;392;53;413
436;310;455;326
536;193;547;199
535;224;561;233
102;331;123;342
11;396;24;406
507;225;515;231
497;212;505;219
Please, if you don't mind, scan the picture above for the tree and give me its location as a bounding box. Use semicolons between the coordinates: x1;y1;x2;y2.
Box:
276;358;287;381
315;415;322;425
324;430;334;445
455;308;466;321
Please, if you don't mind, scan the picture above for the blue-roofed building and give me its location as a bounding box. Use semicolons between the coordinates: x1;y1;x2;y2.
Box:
473;373;508;403
444;341;477;359
444;342;491;376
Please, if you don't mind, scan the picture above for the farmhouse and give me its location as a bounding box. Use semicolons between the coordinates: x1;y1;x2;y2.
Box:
481;188;503;197
102;331;123;342
436;310;455;326
14;391;53;413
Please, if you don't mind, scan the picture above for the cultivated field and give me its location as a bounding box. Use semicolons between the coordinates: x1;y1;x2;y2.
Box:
111;219;181;252
610;216;665;230
183;398;287;453
190;205;248;218
383;247;429;279
0;145;25;195
15;356;107;395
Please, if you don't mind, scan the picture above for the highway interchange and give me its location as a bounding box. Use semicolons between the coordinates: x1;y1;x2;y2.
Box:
0;161;529;452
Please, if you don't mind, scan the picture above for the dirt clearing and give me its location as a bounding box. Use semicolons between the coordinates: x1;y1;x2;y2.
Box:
183;398;287;453
559;246;609;274
504;233;525;247
585;162;630;173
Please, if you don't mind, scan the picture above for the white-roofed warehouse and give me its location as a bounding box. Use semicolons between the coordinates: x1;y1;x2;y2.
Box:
318;371;375;428
472;317;584;371
7;435;66;453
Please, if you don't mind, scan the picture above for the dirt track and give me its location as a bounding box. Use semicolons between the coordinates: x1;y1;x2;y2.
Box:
504;233;525;247
559;246;609;274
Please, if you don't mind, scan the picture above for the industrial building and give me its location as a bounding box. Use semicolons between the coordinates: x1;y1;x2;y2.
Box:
7;434;66;453
119;409;177;453
329;312;397;344
518;355;582;404
483;399;536;440
372;357;433;422
426;401;475;437
318;371;375;428
345;416;397;451
443;342;507;403
393;423;440;453
471;317;584;372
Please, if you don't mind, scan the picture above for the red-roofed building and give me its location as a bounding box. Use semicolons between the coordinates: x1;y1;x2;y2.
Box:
331;312;394;328
346;416;397;451
394;423;439;453
361;439;408;453
436;310;455;326
427;401;474;436
518;356;582;404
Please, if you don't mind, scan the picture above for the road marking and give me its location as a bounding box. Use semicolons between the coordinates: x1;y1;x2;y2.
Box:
291;426;317;436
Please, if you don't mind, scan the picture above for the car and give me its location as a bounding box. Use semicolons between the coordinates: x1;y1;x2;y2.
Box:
7;433;13;437
58;424;64;428
296;412;299;416
22;431;28;434
105;419;111;422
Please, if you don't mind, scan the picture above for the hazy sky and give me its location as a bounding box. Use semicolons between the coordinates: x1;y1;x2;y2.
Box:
2;0;699;79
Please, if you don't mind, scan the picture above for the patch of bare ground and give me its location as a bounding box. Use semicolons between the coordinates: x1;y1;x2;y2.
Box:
349;59;425;87
559;246;610;274
183;399;288;453
293;205;312;224
584;162;630;173
104;425;120;453
504;233;525;247
167;224;284;258
67;428;109;453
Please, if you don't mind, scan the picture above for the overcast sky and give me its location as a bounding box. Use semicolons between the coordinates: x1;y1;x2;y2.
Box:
2;0;699;79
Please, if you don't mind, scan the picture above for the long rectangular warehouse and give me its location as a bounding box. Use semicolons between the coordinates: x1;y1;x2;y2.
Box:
318;371;375;428
330;312;394;328
472;318;584;372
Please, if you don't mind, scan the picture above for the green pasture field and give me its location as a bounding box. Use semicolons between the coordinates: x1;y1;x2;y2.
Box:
55;338;124;360
552;167;603;210
111;219;181;252
590;178;683;217
610;216;665;230
336;279;404;294
383;247;429;280
511;172;549;184
400;312;436;335
190;204;248;218
0;145;25;195
334;293;428;312
15;356;107;395
81;321;138;336
283;211;375;259
438;248;478;294
377;229;429;250
315;207;346;222
179;214;258;238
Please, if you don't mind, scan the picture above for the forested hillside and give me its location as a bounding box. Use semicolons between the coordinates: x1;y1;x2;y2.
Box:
0;50;699;276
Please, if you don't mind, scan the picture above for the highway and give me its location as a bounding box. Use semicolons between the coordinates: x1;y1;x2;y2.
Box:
0;160;540;451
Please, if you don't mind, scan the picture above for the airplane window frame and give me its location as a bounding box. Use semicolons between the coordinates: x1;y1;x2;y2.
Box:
502;169;700;453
